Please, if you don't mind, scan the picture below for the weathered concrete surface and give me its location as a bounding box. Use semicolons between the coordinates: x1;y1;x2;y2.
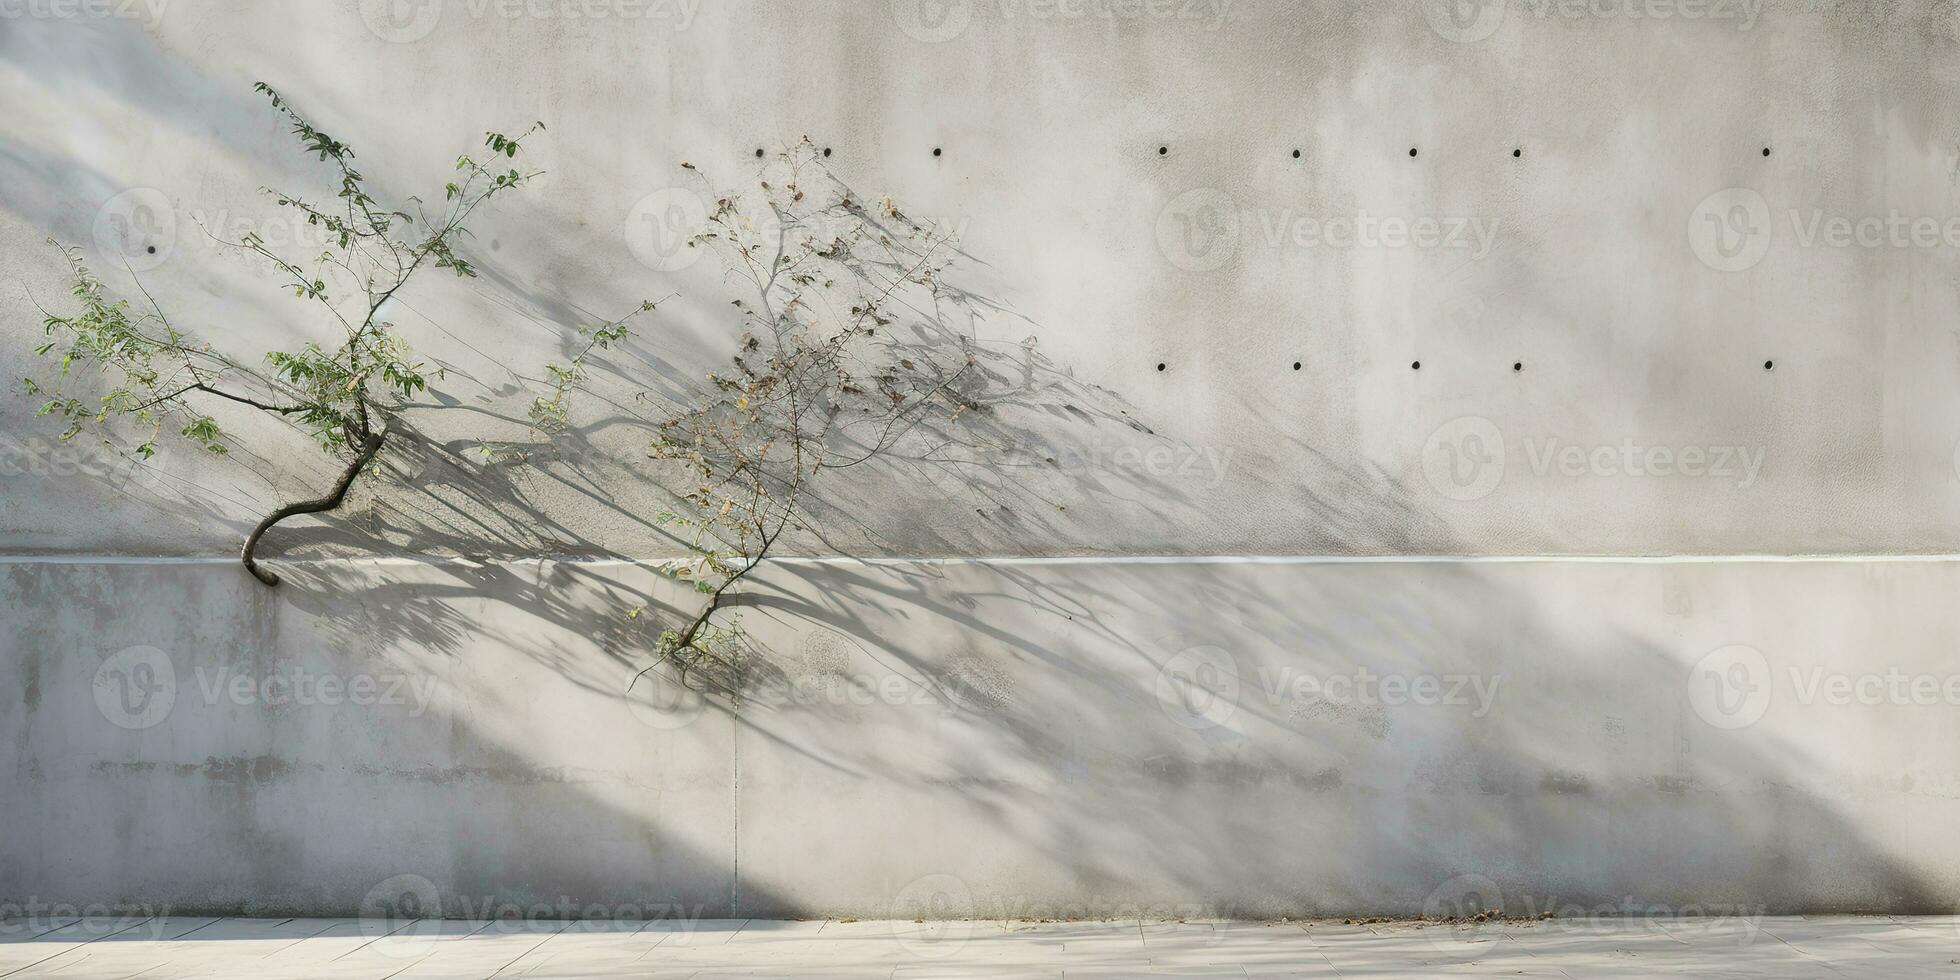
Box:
5;0;1960;922
4;2;1960;558
5;556;1959;916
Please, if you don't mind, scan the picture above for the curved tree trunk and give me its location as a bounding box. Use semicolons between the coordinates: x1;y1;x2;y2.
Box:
241;429;387;586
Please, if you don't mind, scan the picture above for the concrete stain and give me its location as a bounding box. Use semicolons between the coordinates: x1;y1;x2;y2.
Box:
90;756;298;783
1644;775;1695;797
1540;770;1592;796
1296;767;1344;793
18;647;38;711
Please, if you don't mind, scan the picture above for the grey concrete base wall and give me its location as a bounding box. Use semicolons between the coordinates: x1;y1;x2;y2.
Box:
5;556;1956;918
8;1;1960;927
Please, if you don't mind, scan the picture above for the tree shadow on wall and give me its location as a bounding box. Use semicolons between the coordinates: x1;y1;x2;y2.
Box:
259;203;1944;918
1;17;1943;921
720;557;1948;917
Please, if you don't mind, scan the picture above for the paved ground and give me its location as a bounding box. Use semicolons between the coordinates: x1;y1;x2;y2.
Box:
1;914;1954;977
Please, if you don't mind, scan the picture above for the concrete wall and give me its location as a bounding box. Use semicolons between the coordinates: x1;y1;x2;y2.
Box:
5;0;1960;916
6;0;1960;560
6;555;1960;918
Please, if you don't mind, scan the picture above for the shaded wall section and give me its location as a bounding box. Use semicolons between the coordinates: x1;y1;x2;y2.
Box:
3;556;1955;915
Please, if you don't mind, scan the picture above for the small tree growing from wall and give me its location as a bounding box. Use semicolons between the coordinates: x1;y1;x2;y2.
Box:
21;87;1138;692
621;141;999;692
22;83;653;584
